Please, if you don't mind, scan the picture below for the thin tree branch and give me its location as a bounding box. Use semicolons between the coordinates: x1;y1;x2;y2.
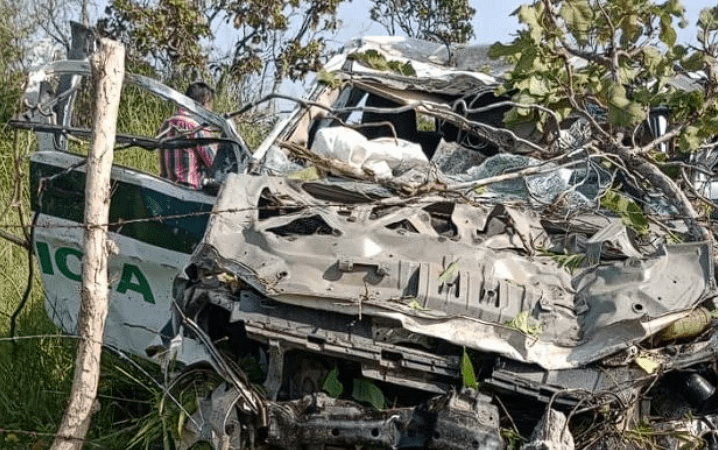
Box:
447;149;591;191
0;230;29;249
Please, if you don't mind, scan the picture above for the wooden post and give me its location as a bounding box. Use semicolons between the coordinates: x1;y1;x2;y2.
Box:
50;38;124;450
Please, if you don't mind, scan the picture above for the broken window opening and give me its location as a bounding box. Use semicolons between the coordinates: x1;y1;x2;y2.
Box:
423;203;459;238
303;83;517;175
310;87;443;160
385;219;420;234
258;188;304;220
266;214;340;237
66;79;175;175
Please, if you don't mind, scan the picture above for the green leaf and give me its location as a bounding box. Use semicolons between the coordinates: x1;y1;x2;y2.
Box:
321;366;344;398
504;311;543;338
599;190;650;235
488;40;523;59
461;348;479;389
665;0;685;16
560;0;592;44
348;50;415;76
387;60;416;76
615;81;637;102
609;101;644;127
535;117;545;133
349;49;388;70
678;125;701;152
438;260;460;285
606;83;644;126
352;378;386;409
671;44;687;59
517;5;544;42
606;83;629;108
501;428;526;449
636;355;659;374
317;69;341;89
177;410;186;441
515;45;538;72
659;13;677;47
406;298;430;311
528;76;549;96
618;66;639;85
288;166;321;181
538;248;585;273
641;47;662;72
698;7;718;32
620;13;642;45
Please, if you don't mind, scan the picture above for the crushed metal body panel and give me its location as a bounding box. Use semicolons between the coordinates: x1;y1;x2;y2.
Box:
191;173;714;371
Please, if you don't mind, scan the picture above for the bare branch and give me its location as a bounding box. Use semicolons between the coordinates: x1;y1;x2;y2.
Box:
447;149;591;191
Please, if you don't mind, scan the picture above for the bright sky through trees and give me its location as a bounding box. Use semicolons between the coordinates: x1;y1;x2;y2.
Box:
88;0;715;52
334;0;710;44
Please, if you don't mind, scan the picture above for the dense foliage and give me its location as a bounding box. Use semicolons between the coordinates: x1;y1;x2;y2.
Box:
490;0;718;152
99;0;343;84
489;0;718;242
369;0;475;43
0;2;27;125
98;0;212;71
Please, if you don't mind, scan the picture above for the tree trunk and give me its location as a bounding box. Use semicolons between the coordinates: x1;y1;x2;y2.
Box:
50;38;125;450
610;143;711;242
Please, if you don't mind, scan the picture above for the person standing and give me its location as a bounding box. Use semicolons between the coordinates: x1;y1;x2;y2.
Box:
158;82;216;189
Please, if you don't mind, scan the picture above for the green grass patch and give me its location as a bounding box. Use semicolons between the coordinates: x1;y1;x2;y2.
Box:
0;121;160;450
0;131;157;447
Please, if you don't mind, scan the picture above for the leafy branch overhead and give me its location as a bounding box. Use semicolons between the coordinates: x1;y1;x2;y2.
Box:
98;0;212;70
99;0;343;81
490;0;718;148
489;0;718;243
369;0;475;43
98;0;473;91
600;189;650;235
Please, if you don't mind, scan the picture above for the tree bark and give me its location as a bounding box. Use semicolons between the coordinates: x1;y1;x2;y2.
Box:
50;38;124;450
609;143;711;242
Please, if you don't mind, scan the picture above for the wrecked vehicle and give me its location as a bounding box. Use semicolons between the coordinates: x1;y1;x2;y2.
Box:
15;28;718;449
162;37;718;449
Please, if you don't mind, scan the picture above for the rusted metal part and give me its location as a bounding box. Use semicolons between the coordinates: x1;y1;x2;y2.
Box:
184;390;503;450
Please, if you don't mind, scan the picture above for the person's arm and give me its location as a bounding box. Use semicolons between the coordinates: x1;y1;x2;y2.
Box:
194;126;216;168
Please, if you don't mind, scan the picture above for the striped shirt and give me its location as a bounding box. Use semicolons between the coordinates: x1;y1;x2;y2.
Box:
158;108;215;189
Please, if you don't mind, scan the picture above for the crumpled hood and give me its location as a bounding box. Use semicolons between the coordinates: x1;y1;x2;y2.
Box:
192;173;716;370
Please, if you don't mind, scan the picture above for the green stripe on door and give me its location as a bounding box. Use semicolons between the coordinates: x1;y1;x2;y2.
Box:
31;160;212;254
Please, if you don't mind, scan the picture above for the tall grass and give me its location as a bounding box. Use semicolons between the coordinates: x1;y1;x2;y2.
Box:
0;126;73;449
0;127;163;450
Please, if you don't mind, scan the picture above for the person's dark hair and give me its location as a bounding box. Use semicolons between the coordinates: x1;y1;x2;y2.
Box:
185;82;214;107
